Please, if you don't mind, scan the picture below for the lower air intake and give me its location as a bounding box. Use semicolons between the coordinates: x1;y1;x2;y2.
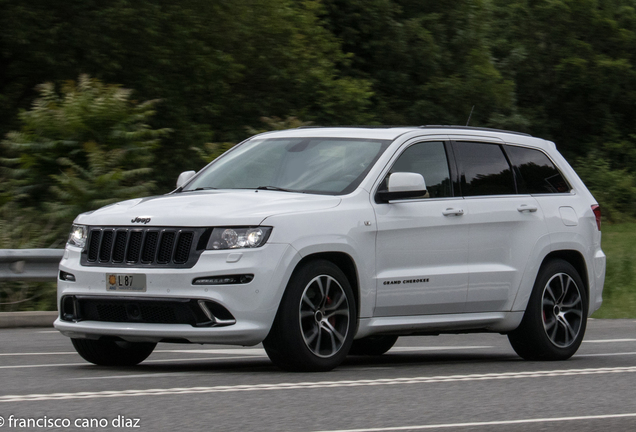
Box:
61;295;235;327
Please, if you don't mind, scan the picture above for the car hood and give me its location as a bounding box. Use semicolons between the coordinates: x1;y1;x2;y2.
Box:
75;190;342;227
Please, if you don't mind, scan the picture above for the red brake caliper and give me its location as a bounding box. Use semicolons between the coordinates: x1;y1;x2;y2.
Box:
326;296;336;326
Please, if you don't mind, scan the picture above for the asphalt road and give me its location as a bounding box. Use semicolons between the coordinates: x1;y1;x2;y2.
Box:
0;319;635;432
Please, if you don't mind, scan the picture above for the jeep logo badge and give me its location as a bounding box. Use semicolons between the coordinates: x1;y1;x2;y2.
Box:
131;217;151;224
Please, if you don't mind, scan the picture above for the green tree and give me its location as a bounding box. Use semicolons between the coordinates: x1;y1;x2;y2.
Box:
491;0;636;158
0;75;168;248
574;153;636;222
320;0;519;127
0;0;374;191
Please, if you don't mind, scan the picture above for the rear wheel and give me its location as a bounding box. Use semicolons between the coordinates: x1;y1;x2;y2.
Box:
349;335;398;356
72;338;156;366
263;260;356;372
508;259;587;361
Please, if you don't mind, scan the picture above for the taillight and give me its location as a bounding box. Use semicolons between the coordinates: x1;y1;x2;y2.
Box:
591;205;601;231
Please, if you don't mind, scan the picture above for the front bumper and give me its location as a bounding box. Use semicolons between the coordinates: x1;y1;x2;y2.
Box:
55;243;299;345
54;319;267;345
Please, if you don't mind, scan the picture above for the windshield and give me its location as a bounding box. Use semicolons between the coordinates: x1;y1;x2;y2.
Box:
183;137;391;195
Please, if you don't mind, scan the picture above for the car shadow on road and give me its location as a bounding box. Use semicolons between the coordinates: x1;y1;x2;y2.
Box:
85;350;526;375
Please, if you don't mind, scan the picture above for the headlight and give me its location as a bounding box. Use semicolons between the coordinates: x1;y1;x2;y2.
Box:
207;227;272;250
67;224;88;249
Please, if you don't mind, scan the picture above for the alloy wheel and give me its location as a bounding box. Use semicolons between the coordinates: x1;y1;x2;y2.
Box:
541;273;584;348
299;275;350;358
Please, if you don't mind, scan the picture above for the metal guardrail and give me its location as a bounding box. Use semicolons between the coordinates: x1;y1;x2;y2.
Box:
0;249;64;281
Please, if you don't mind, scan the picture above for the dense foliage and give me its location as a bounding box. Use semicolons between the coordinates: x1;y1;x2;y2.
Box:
0;75;167;248
0;0;373;189
1;0;636;250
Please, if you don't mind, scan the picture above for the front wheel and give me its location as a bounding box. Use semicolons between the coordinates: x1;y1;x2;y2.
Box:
72;338;156;366
508;259;587;361
263;260;356;372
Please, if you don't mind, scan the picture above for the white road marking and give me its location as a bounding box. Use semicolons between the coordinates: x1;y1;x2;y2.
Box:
584;338;636;343
0;356;266;369
158;346;493;355
312;412;636;432
0;349;267;357
145;355;266;363
155;348;266;355
0;346;492;357
0;362;86;369
2;349;636;366
576;351;636;357
1;366;635;403
388;346;493;352
352;367;395;371
0;352;77;356
71;372;209;380
35;331;59;334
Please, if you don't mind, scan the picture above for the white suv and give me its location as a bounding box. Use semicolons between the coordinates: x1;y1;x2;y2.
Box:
55;126;606;371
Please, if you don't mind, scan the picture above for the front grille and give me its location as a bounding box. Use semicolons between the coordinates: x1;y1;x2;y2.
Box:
81;226;210;268
60;295;236;327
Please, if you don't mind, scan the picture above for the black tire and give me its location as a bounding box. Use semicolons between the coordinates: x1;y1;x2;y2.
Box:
508;259;588;361
71;338;156;366
263;259;357;372
349;335;398;356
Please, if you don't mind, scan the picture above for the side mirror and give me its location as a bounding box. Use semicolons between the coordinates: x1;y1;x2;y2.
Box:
377;172;427;203
176;170;196;188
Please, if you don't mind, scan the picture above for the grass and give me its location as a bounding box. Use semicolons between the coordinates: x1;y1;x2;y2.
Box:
591;222;636;318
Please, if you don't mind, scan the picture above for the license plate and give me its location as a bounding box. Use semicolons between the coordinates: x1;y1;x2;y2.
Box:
106;274;146;292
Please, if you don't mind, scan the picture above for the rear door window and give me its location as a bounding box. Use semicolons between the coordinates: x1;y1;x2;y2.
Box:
505;145;571;194
453;141;515;196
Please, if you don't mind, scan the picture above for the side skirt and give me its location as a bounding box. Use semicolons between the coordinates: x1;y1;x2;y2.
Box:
355;311;524;339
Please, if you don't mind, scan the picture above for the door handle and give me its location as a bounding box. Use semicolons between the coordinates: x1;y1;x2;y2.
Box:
517;204;538;213
442;208;464;216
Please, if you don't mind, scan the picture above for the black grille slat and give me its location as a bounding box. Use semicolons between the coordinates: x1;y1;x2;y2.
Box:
99;230;114;262
88;230;101;262
126;231;143;263
112;230;127;262
174;232;193;264
141;231;159;263
81;226;208;268
157;231;176;264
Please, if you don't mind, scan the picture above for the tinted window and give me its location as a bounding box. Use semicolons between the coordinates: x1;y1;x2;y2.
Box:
505;146;570;194
454;142;515;196
387;141;452;198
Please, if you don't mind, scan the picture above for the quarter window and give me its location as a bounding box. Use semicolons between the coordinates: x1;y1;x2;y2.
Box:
505;145;571;194
387;141;453;198
453;142;515;196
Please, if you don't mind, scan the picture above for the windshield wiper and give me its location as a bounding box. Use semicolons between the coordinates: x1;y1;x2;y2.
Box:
256;186;299;193
179;187;217;193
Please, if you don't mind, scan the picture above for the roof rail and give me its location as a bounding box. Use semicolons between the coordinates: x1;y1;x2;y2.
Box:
295;125;532;137
419;125;532;137
296;125;412;129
